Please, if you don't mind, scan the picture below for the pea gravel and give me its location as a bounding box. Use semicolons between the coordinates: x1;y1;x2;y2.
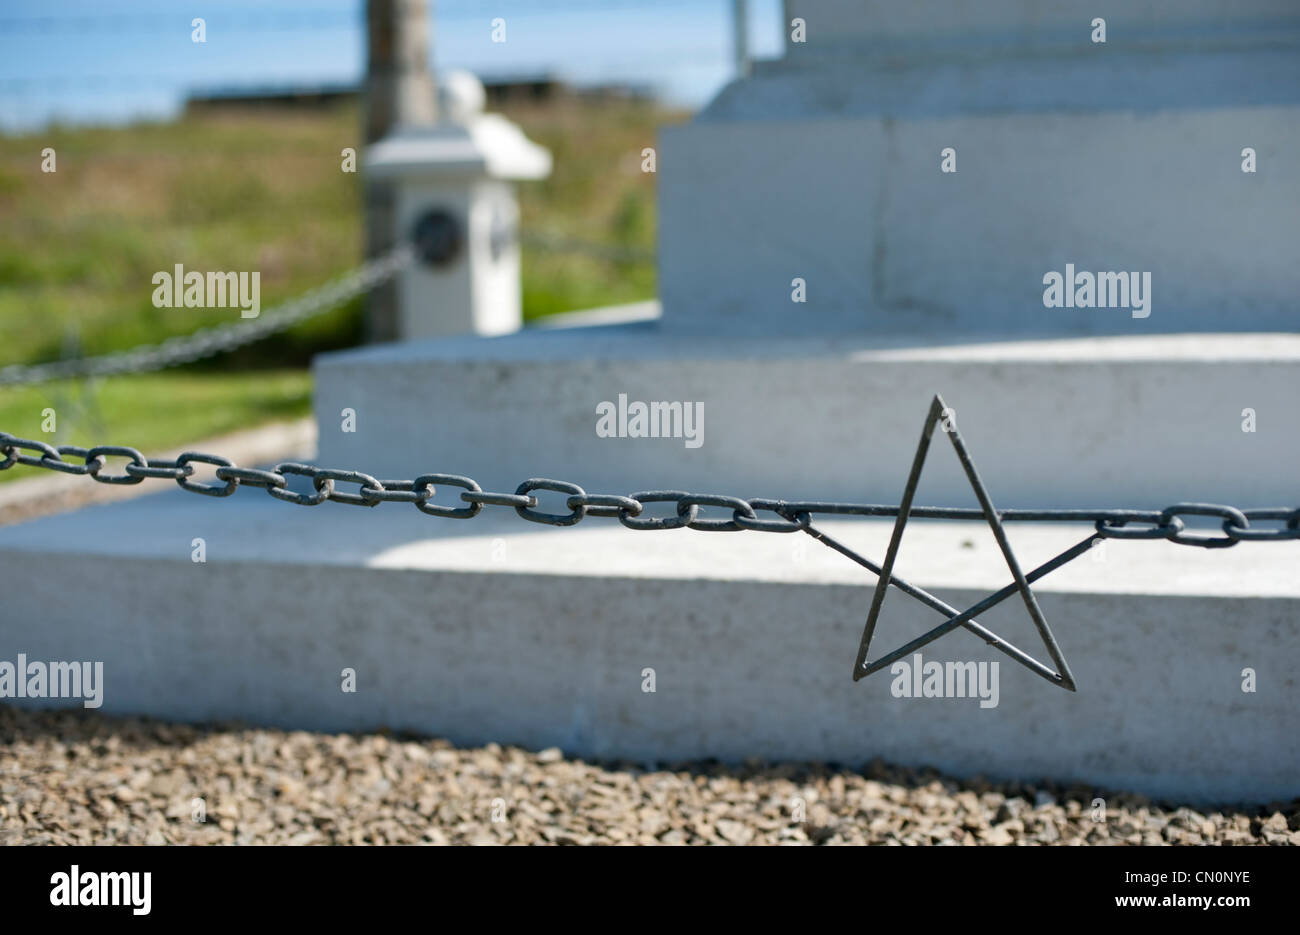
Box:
1;706;1295;846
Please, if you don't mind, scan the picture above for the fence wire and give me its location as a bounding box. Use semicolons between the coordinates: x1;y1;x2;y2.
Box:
521;231;654;265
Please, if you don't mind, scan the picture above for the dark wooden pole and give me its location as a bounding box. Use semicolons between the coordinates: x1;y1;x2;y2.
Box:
363;0;437;343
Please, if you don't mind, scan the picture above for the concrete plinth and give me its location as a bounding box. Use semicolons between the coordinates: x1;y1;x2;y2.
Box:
658;0;1300;337
660;105;1300;337
0;492;1295;803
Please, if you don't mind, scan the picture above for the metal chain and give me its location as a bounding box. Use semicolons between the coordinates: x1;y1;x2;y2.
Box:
0;229;644;389
2;434;1297;547
0;245;414;388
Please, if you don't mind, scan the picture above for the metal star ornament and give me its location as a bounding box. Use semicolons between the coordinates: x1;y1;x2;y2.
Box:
852;395;1082;692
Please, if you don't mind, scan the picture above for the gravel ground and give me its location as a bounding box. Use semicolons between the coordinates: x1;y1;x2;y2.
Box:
2;706;1296;845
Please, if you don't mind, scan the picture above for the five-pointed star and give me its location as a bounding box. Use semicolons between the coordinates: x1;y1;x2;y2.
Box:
852;395;1085;691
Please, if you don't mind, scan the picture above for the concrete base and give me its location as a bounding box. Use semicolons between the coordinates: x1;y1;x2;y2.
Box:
1;492;1296;804
312;330;1300;509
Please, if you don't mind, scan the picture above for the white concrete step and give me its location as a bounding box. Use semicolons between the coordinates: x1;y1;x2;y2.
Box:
312;331;1300;508
1;489;1295;803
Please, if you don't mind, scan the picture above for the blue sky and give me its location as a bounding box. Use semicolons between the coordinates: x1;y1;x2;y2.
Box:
0;0;784;130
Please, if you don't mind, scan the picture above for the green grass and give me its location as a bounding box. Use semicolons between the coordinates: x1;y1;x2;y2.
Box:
0;109;366;367
509;96;671;317
0;95;684;470
0;371;312;484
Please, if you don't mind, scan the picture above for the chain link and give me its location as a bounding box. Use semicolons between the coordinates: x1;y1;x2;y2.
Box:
3;432;1297;547
0;246;413;388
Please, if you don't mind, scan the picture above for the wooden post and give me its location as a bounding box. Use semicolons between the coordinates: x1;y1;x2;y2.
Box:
363;0;437;343
733;0;751;78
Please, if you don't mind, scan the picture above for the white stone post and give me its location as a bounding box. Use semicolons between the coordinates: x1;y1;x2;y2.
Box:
365;72;552;340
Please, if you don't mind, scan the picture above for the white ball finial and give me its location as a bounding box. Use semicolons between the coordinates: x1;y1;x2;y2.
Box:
439;70;487;124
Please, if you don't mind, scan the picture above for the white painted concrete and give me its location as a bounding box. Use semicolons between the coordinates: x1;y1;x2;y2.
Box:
660;106;1300;337
0;492;1295;803
529;300;661;331
313;331;1300;510
659;1;1300;336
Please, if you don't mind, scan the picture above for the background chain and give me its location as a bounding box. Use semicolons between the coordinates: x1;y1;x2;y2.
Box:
0;245;413;388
